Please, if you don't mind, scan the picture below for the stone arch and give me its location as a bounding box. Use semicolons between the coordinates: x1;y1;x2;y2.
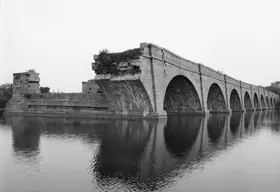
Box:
260;95;265;109
270;97;273;108
266;96;270;108
207;83;227;112
230;89;241;110
244;92;252;110
274;98;276;107
254;93;260;109
163;75;202;113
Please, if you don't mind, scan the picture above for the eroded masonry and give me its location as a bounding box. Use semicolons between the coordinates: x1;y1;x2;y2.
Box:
5;43;279;119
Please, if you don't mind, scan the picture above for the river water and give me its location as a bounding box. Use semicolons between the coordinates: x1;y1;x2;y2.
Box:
0;111;280;192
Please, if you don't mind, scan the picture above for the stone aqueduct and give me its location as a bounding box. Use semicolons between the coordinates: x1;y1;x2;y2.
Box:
5;43;278;119
93;43;278;118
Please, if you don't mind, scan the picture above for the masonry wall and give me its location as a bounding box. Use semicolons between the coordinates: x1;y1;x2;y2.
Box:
6;92;109;117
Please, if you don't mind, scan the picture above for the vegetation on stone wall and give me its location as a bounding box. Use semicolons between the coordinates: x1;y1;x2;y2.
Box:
0;83;13;108
40;87;50;93
92;48;143;75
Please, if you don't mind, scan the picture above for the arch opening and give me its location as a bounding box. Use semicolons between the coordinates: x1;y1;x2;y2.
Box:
163;75;202;113
266;96;270;108
254;93;260;109
244;92;252;110
207;83;227;112
270;98;273;108
230;89;241;110
261;95;265;109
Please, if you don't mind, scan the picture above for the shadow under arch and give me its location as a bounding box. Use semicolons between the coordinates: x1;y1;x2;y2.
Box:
261;95;265;109
254;93;260;110
266;96;270;108
207;83;227;112
207;114;227;143
270;98;273;108
244;92;252;110
163;75;202;114
164;115;203;158
230;89;242;111
230;113;242;136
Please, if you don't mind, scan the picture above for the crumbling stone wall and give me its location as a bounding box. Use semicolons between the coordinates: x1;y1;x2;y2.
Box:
94;79;153;116
92;48;143;76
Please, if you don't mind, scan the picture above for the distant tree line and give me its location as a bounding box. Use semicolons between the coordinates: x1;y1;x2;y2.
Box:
0;83;13;108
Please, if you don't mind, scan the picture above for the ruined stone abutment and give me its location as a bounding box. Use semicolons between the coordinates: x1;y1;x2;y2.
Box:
163;75;202;114
94;78;153;117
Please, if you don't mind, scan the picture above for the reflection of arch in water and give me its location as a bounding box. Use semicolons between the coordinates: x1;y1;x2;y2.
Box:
230;113;242;136
92;119;164;191
164;115;203;158
253;112;261;128
244;112;253;131
260;111;267;125
207;114;227;143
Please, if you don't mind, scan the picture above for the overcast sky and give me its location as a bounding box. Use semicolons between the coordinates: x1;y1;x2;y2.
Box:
1;0;279;92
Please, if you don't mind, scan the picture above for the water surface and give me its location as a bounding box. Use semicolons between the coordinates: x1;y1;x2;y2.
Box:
1;111;280;192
